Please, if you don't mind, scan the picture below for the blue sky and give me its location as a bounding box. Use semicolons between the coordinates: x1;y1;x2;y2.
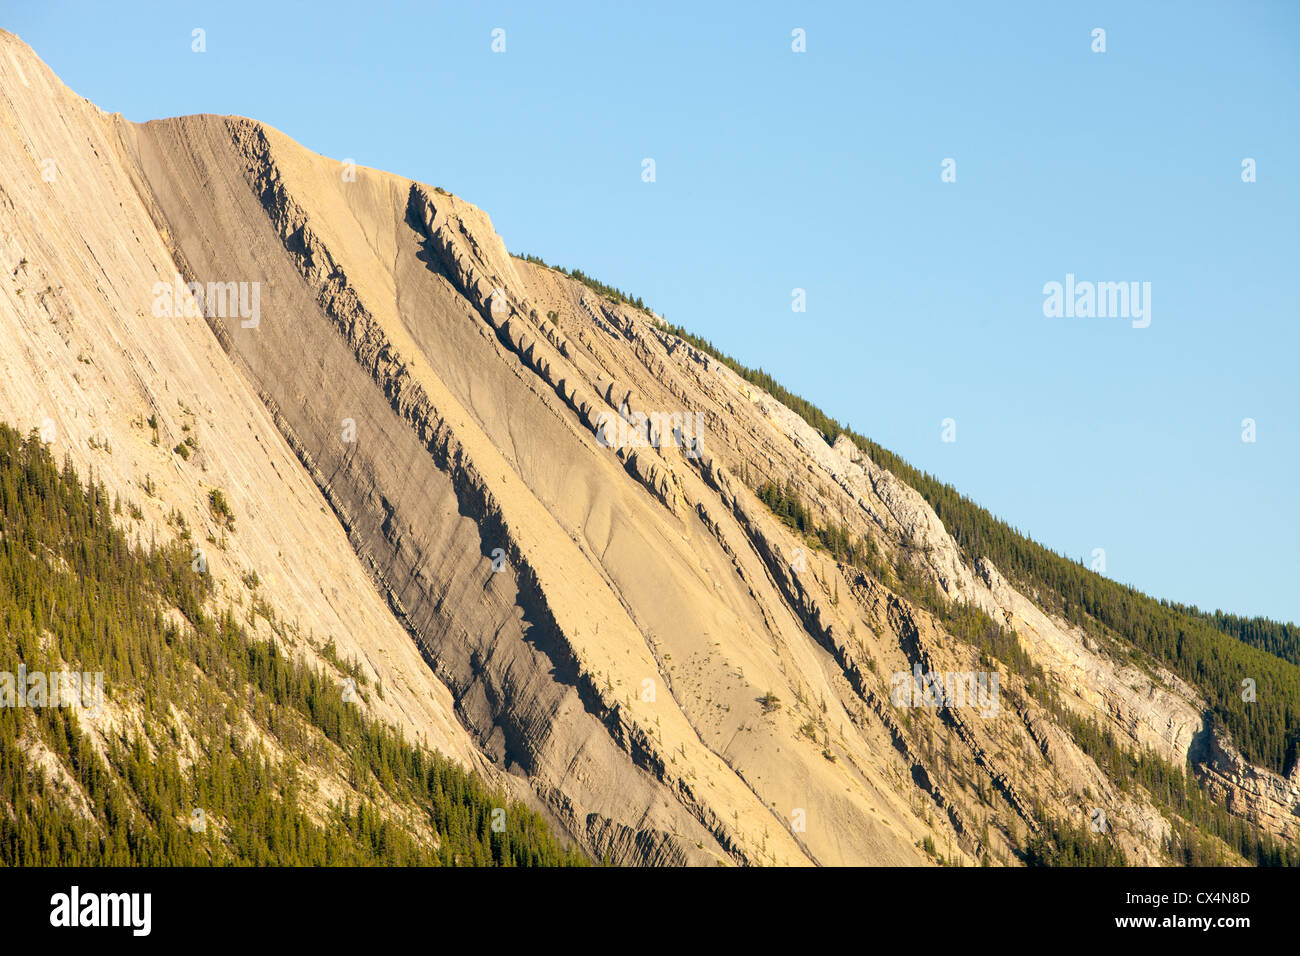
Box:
8;1;1298;621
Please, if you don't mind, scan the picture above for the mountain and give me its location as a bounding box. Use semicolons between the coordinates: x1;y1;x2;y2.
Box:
1;30;1296;866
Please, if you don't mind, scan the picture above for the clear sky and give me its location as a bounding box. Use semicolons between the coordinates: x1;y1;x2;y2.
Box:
8;1;1298;622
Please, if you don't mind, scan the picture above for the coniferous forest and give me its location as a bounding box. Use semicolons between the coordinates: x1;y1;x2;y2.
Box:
0;424;586;866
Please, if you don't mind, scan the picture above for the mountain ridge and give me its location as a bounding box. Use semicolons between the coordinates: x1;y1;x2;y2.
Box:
1;29;1296;866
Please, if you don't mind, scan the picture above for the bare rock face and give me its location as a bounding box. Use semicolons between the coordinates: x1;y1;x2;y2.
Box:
1197;729;1300;838
1;29;1292;865
0;32;480;771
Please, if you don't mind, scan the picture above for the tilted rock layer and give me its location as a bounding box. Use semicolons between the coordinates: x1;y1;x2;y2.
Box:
1;31;1293;864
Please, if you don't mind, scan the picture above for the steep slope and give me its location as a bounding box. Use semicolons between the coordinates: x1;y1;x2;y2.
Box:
1;30;1295;866
0;30;492;806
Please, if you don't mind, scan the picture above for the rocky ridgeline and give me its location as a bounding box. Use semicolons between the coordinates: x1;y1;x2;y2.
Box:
3;27;1292;864
410;185;695;520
